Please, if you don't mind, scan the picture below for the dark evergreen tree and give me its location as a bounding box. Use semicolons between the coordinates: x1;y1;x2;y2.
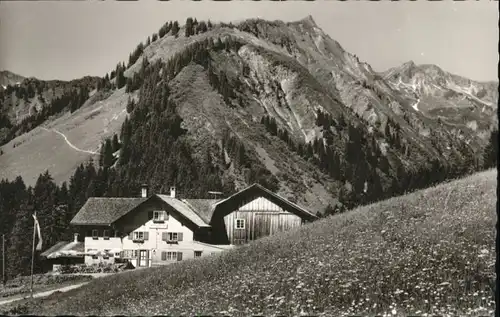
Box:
6;189;35;278
171;21;180;37
102;139;115;169
483;129;498;169
112;134;120;153
185;17;194;37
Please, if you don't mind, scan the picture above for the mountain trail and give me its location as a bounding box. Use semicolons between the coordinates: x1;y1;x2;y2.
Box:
41;127;99;155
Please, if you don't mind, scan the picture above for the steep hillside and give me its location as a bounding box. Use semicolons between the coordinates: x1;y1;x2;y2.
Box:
0;76;101;145
0;70;25;88
0;16;496;212
382;61;497;137
0;87;133;185
8;169;496;316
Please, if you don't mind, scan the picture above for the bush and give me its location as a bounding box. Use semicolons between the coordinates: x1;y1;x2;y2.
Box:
58;262;128;274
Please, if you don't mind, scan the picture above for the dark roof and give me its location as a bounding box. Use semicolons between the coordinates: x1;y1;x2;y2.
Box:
40;241;84;258
211;183;318;222
70;184;315;228
181;199;220;224
155;195;211;227
70;197;147;226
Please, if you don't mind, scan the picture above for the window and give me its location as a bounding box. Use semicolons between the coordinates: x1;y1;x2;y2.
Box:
235;219;245;229
194;251;202;258
153;211;167;223
169;232;178;241
122;250;137;259
129;231;149;242
134;232;143;240
162;232;183;243
115;253;120;257
103;230;110;240
103;249;110;259
92;229;99;240
162;252;176;261
160;252;183;261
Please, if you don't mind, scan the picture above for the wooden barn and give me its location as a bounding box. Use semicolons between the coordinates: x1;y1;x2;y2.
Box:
208;184;318;245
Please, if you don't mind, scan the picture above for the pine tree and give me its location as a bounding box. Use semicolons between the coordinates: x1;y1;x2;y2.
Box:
33;171;58;249
171;21;180;37
198;21;208;34
185;17;194;37
6;190;35;278
483;129;498;169
103;139;115;169
112;134;120;153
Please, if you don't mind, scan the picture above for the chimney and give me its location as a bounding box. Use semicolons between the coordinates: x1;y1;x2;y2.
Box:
141;184;149;198
74;233;79;243
170;186;176;198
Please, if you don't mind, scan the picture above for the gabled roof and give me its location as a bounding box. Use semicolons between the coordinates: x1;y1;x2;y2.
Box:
69;184;316;229
181;199;220;224
211;183;318;222
40;241;84;258
156;195;211;228
70;197;147;226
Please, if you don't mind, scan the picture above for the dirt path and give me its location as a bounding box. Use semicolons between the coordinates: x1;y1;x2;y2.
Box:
41;127;99;155
0;282;89;306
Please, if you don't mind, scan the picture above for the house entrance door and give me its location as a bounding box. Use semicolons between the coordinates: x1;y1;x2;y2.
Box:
139;250;148;267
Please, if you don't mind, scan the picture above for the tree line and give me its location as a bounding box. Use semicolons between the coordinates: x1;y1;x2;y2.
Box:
262;108;496;217
0;86;91;146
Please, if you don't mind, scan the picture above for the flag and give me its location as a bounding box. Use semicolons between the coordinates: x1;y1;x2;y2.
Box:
32;214;43;251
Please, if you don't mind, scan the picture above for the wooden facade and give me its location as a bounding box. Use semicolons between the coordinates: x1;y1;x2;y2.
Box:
223;197;303;245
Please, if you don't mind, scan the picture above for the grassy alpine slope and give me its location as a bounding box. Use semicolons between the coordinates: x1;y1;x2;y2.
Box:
6;169;496;316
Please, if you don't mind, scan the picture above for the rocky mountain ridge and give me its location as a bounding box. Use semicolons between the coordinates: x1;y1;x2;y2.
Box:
0;70;25;89
0;16;496;213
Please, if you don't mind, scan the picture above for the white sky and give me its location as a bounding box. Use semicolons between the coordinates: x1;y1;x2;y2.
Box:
0;0;497;82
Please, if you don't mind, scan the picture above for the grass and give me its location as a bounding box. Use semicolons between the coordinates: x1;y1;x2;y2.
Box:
0;274;93;299
0;88;134;186
7;169;496;316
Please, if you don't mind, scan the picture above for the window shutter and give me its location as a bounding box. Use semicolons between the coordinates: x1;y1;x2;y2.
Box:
161;251;166;261
144;232;149;240
177;252;183;261
162;232;167;241
129;232;133;240
148;211;153;220
178;232;183;241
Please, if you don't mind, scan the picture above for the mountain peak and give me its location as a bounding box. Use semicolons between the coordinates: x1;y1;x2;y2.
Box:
297;15;318;28
0;70;26;87
402;60;416;69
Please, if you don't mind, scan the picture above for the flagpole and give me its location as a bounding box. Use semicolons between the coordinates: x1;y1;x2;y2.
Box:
30;212;36;298
2;234;5;289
